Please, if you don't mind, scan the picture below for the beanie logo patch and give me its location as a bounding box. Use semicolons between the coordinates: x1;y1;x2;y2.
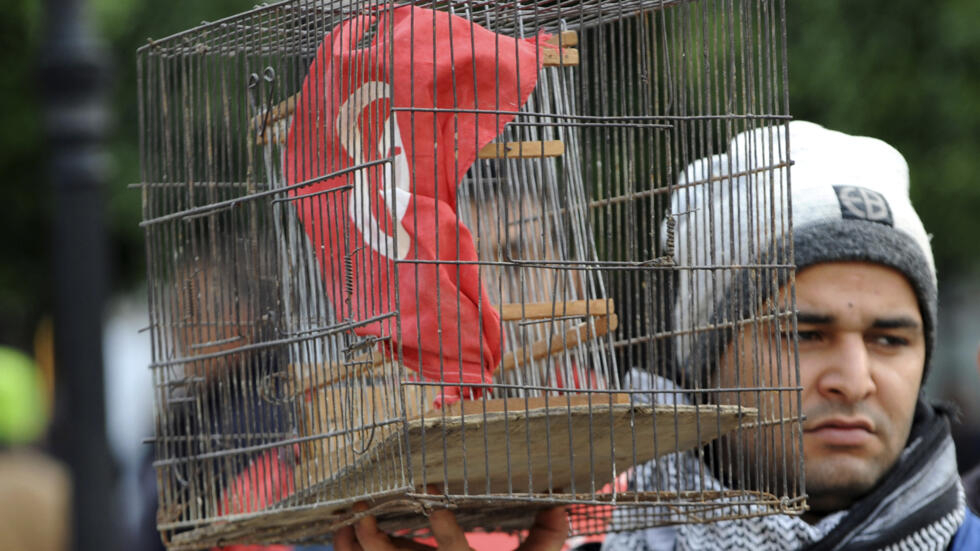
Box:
834;185;894;226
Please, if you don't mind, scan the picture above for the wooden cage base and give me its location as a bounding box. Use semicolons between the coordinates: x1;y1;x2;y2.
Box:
165;398;760;549
167;489;799;550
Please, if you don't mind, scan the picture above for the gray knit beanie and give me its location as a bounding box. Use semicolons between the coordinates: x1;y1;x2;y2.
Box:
667;121;937;388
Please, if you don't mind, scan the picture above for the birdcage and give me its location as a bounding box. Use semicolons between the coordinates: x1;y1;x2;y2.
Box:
138;0;805;548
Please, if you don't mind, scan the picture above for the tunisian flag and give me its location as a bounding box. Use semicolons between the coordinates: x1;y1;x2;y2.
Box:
283;6;548;406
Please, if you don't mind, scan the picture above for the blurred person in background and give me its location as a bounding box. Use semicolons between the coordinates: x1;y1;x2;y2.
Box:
0;345;70;551
132;233;332;551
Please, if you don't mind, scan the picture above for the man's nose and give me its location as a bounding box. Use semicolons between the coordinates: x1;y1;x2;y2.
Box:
816;333;876;403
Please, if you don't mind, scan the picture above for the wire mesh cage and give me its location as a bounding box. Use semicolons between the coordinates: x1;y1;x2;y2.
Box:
138;0;804;548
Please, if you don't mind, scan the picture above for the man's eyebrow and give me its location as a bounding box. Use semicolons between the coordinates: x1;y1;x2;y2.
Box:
795;312;922;330
796;312;833;325
871;316;922;330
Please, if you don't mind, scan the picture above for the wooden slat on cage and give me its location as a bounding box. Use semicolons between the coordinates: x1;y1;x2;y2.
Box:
138;1;803;548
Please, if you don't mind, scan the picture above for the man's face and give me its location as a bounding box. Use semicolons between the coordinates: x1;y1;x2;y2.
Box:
459;185;581;306
718;261;925;515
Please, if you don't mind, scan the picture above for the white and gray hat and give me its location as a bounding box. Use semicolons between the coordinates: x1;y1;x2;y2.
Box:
667;120;937;387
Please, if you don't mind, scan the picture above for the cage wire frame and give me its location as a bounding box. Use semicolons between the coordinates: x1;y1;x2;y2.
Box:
138;0;805;548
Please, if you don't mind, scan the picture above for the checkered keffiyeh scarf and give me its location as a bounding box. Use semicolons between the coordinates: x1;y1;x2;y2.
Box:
603;376;965;551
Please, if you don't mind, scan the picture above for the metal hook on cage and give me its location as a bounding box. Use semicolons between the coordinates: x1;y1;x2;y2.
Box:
172;463;190;488
640;209;698;266
339;336;384;455
343;253;356;312
246;71;262;134
247;72;260;105
664;208;699;258
253;67;277;140
262;67;276;110
341;245;365;322
345;405;379;456
342;334;389;361
338;220;354;322
340;383;380;456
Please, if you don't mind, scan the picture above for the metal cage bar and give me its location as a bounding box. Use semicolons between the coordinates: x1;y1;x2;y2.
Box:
137;1;803;547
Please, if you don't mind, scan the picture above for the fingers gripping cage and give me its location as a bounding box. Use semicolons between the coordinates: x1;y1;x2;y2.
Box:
138;0;804;548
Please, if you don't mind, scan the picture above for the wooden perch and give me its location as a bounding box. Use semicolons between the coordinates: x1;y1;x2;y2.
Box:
499;299;613;321
293;299;616;393
476;140;564;159
499;313;618;373
539;46;579;67
548;30;579;47
261;95;297;128
251;31;579;146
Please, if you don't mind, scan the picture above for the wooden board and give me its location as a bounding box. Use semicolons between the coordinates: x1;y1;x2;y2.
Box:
166;488;795;550
295;382;437;486
294;394;755;499
366;397;755;496
286;396;756;505
166;399;759;549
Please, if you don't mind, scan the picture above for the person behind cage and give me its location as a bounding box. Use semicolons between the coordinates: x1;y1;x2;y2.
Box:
330;142;598;551
603;121;980;550
135;232;332;551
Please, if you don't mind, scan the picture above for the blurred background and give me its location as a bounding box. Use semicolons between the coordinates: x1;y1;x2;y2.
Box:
0;0;977;549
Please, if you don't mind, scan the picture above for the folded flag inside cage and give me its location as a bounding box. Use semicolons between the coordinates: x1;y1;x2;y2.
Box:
284;5;559;407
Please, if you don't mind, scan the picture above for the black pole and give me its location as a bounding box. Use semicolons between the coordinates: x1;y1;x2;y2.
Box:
39;1;118;550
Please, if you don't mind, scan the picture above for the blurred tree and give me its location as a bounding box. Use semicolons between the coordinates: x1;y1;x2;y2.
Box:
93;0;255;294
0;0;46;351
0;0;251;351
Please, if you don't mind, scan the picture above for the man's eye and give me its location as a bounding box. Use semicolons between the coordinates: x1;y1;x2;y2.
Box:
782;330;821;342
869;334;909;347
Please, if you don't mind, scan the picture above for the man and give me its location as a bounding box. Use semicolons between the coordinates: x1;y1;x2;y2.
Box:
330;144;580;551
604;121;980;549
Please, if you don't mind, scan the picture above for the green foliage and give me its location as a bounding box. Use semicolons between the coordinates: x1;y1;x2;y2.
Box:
99;0;258;292
0;0;254;349
0;0;47;349
787;0;980;275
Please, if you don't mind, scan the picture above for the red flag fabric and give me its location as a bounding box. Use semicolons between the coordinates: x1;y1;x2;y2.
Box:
215;450;296;551
284;5;547;406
